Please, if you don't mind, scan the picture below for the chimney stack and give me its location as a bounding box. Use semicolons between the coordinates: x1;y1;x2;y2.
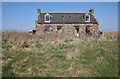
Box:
36;8;41;30
37;8;41;14
89;8;94;14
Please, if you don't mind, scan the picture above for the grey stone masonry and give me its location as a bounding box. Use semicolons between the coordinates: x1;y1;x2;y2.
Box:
35;8;99;37
36;24;99;37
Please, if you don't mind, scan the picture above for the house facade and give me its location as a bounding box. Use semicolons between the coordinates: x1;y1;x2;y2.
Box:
35;8;99;37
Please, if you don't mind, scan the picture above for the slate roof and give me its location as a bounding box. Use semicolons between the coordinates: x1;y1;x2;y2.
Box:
37;12;98;24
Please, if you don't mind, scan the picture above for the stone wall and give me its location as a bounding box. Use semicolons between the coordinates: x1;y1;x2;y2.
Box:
36;23;99;37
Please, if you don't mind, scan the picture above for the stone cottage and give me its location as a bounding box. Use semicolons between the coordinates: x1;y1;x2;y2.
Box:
35;8;99;37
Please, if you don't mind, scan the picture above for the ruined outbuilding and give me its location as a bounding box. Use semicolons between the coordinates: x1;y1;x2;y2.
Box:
35;8;99;37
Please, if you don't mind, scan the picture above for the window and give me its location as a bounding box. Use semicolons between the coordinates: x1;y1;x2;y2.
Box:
86;26;90;34
45;26;50;33
45;13;52;23
46;15;50;21
86;15;89;21
85;14;90;22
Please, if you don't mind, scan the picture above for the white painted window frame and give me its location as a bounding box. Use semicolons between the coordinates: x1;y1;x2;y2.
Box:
85;14;90;22
45;13;51;23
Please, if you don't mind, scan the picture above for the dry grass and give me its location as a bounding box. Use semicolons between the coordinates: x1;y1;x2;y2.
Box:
103;31;119;40
104;31;119;36
2;31;66;41
2;31;118;77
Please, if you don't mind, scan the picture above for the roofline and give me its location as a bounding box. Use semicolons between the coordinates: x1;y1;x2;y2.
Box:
41;12;89;13
38;22;98;24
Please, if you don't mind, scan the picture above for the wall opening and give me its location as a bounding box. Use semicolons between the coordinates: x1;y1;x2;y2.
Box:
57;26;62;35
75;26;79;37
86;26;90;34
45;26;50;33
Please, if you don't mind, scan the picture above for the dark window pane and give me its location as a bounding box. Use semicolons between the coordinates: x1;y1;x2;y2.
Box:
86;15;89;21
46;15;50;21
86;26;90;34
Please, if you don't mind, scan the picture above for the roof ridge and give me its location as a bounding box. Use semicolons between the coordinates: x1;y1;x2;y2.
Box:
41;12;88;13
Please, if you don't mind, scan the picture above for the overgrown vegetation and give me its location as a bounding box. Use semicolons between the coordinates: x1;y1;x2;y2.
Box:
2;31;118;77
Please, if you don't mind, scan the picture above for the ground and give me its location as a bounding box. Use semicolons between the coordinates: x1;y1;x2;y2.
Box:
1;31;118;77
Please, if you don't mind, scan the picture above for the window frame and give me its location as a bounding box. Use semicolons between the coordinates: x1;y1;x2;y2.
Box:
86;26;90;34
45;13;51;23
85;14;90;22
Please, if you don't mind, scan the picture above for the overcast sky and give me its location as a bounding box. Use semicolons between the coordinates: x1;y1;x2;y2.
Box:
2;2;119;32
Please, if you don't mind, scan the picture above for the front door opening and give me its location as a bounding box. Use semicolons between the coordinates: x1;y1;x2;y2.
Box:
57;26;62;35
75;26;79;37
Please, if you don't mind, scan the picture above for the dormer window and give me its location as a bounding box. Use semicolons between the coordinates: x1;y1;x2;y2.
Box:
46;15;50;21
85;14;90;22
45;13;52;23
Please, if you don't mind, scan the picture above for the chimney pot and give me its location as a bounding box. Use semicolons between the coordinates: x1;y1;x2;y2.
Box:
89;8;94;14
37;8;41;14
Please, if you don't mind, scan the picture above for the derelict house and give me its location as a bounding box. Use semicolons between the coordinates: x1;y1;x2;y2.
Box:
35;8;99;37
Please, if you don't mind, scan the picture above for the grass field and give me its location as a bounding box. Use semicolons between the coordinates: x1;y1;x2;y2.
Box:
104;31;119;36
2;31;118;77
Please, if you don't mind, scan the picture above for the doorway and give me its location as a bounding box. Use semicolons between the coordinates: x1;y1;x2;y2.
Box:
57;26;62;35
75;26;79;37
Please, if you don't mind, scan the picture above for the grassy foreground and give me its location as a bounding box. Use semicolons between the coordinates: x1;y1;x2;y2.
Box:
2;32;118;77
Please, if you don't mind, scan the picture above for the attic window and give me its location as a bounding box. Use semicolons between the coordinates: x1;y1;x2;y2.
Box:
45;13;51;23
85;14;90;22
86;15;89;21
46;15;50;21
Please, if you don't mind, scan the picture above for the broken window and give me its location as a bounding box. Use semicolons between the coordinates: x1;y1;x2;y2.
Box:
86;26;90;34
57;26;62;35
45;26;50;33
